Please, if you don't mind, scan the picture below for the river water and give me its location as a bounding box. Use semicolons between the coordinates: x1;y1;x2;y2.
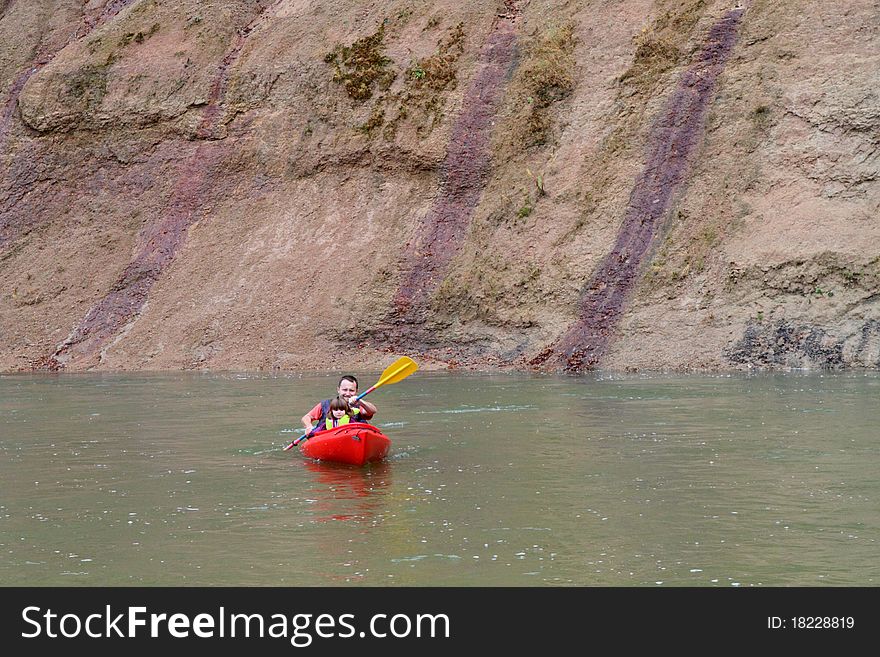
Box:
1;371;878;586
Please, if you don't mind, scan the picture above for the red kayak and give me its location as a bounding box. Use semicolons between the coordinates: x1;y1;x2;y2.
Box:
300;422;391;466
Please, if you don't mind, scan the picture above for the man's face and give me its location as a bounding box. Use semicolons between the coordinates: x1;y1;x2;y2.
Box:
338;379;358;401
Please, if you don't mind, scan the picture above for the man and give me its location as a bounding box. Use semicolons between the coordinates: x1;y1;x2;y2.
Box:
301;375;377;435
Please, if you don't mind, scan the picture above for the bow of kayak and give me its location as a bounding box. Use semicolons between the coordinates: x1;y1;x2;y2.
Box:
299;422;391;466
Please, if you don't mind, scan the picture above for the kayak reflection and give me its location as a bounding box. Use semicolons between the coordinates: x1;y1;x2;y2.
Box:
300;459;392;522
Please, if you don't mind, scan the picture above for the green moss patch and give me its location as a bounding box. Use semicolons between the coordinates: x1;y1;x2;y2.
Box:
325;26;396;102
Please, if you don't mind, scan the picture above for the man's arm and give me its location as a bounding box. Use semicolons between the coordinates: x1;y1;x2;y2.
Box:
356;399;377;420
301;402;323;432
301;414;314;432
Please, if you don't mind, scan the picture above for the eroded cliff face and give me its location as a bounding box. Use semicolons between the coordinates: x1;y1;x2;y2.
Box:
1;0;877;373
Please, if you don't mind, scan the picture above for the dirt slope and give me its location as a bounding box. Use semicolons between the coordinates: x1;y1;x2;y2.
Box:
1;0;877;372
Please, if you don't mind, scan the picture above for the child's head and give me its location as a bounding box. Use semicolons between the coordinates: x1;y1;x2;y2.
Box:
329;395;350;419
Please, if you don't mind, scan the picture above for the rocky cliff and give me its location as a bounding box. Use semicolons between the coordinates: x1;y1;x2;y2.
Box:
1;0;877;372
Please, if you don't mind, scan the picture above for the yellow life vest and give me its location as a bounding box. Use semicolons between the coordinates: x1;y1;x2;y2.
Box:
325;409;359;430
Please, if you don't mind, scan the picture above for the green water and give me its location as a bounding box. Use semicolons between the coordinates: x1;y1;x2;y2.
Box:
1;371;878;586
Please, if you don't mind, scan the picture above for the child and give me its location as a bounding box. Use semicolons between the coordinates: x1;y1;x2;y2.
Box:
324;395;355;429
285;396;361;450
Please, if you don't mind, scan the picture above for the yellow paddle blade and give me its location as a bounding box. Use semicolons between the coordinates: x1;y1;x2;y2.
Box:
374;356;419;388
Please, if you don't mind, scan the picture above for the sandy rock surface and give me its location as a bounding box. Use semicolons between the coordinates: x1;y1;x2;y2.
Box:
1;0;877;373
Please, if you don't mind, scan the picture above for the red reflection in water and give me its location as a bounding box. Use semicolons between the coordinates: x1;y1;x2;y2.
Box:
299;459;392;523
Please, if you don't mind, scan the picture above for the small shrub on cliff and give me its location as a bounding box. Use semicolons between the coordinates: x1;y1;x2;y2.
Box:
618;0;711;92
359;106;385;135
496;22;577;152
405;23;464;95
527;168;546;196
325;26;396;102
396;22;466;136
619;26;681;89
523;24;577;110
